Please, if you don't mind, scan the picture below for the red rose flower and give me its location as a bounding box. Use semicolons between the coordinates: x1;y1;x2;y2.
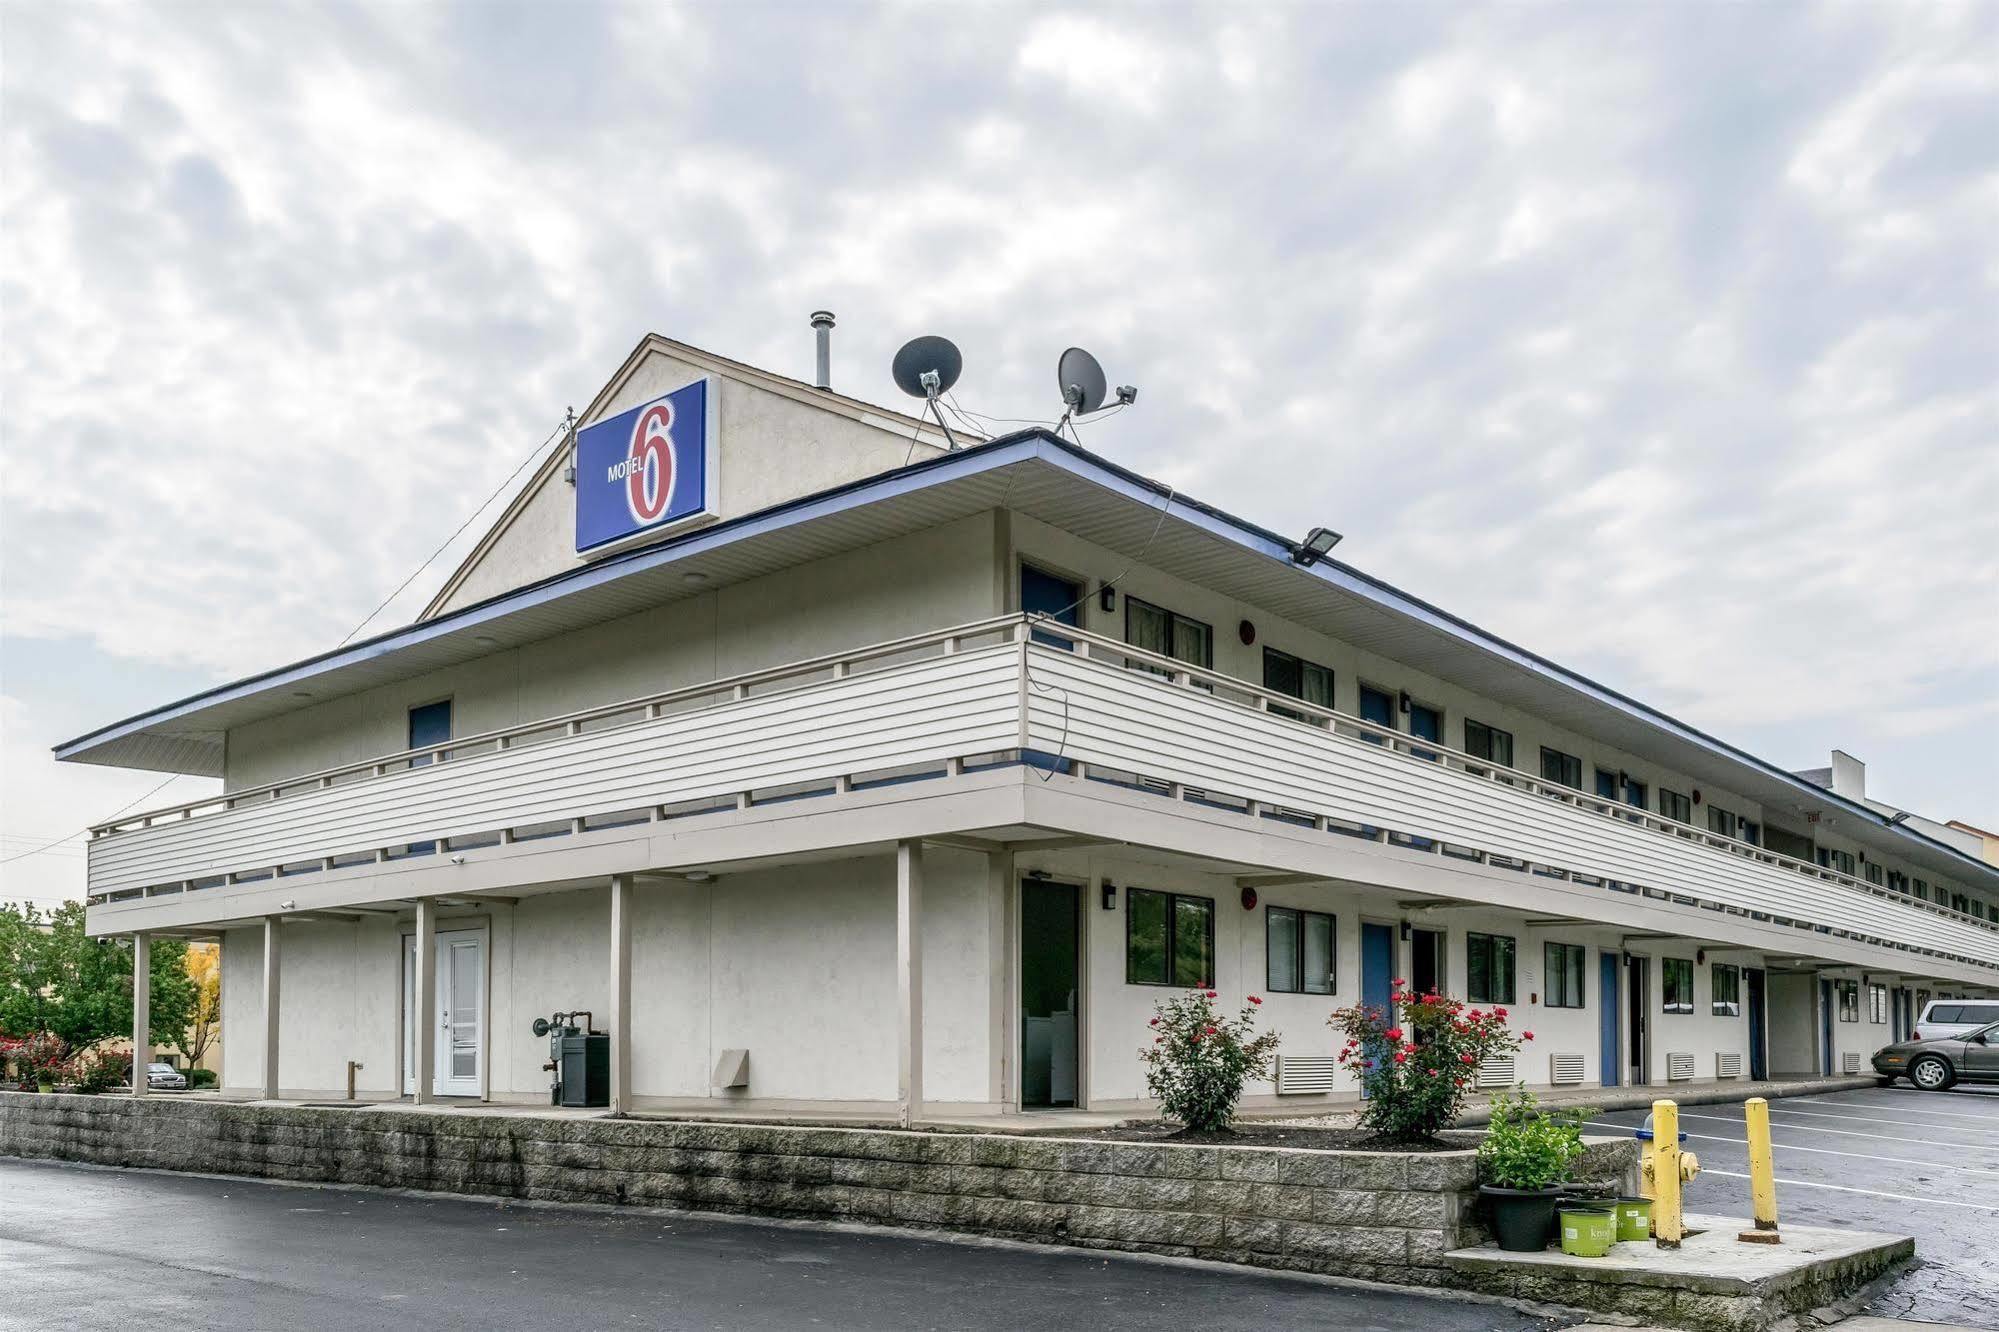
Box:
1393;1052;1408;1064
1523;1031;1535;1040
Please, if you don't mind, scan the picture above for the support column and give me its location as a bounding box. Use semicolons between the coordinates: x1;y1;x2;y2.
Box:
131;932;150;1097
897;839;924;1128
260;917;281;1100
609;874;633;1116
413;899;436;1105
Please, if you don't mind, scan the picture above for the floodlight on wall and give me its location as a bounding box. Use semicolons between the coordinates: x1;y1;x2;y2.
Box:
1290;527;1343;567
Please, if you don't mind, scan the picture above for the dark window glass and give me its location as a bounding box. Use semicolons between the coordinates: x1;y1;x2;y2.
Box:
1126;888;1214;987
1660;789;1691;823
1708;806;1738;839
1266;906;1335;995
1711;963;1741;1017
1540;747;1582;789
1544;942;1585;1008
1662;958;1694;1013
1836;979;1860;1023
408;700;453;766
1464;719;1514;769
1740;819;1760;846
1467;932;1516;1004
1868;984;1887;1024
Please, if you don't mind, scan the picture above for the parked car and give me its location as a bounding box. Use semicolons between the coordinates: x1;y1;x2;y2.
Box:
1911;999;1999;1040
146;1062;189;1091
1872;1020;1999;1091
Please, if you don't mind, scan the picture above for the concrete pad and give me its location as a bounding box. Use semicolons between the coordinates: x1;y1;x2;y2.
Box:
1444;1213;1913;1331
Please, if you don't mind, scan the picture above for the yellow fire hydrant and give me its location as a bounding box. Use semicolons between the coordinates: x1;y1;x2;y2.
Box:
1638;1100;1700;1247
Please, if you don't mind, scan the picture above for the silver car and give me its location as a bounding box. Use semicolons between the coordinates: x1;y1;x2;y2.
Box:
145;1062;188;1091
1872;1020;1999;1091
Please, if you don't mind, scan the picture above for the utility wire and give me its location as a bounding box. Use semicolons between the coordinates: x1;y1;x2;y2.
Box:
338;415;572;646
0;772;184;865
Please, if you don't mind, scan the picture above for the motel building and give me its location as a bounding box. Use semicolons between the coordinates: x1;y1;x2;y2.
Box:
65;328;1999;1122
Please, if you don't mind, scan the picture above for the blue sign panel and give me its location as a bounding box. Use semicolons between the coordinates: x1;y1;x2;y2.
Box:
574;377;716;553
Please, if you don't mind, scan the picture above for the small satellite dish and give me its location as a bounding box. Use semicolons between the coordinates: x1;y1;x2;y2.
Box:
891;336;963;400
1058;347;1108;416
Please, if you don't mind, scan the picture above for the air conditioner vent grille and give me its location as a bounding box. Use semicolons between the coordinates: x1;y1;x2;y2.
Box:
1549;1053;1586;1086
1275;1054;1337;1095
1666;1051;1696;1081
1842;1052;1863;1075
1476;1054;1517;1089
1715;1052;1743;1079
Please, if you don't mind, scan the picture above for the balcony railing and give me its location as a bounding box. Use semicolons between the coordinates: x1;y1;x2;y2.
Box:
85;616;1999;973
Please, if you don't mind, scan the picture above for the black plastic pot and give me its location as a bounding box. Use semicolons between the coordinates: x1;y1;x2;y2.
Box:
1479;1184;1562;1252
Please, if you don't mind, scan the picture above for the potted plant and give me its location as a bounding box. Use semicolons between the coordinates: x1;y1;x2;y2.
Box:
1138;989;1281;1133
1327;983;1528;1143
1476;1088;1590;1251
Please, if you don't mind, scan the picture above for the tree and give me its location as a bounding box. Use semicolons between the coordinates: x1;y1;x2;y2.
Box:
181;943;221;1068
0;901;197;1054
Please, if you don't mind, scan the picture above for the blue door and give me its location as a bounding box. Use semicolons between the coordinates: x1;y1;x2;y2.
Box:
1818;978;1835;1075
406;700;452;855
1020;565;1081;647
1599;951;1621;1087
1360;923;1394;1098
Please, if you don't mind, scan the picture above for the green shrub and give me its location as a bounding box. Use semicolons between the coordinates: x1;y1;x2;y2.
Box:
1138;989;1281;1132
1328;986;1525;1142
1477;1087;1591;1190
189;1067;217;1089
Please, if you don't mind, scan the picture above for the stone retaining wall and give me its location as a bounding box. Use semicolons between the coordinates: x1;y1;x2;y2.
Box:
0;1093;1635;1289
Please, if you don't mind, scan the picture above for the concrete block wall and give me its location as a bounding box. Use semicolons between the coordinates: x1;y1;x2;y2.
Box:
0;1095;1636;1290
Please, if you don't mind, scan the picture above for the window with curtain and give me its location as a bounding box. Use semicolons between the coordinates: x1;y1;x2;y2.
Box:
1540;747;1582;789
1125;597;1212;678
1263;648;1333;722
1265;907;1335;994
1660;789;1691;823
1126;888;1214;987
1711;963;1741;1017
1464;719;1514;770
1662;957;1694;1013
1837;979;1860;1022
1544;942;1585;1008
1467;932;1516;1004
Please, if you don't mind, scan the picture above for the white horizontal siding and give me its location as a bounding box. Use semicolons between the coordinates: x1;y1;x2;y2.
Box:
1024;646;1999;966
88;646;1022;894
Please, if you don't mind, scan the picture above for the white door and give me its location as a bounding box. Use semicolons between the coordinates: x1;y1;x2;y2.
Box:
402;929;484;1098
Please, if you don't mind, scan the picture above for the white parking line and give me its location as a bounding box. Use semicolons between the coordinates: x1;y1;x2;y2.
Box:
1810;1096;1999;1125
1699;1169;1999;1212
1683;1131;1999;1179
1678;1111;1999;1151
1767;1105;1999;1136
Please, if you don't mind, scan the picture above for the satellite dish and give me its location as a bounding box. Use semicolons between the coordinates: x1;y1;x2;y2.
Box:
891;336;963;400
1058;347;1108;415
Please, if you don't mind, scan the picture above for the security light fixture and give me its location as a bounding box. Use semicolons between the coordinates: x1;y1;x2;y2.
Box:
279;900;296;911
683;869;713;883
1398;690;1412;715
1099;583;1116;613
1291;526;1343;567
1101;881;1118;911
1887;811;1910;826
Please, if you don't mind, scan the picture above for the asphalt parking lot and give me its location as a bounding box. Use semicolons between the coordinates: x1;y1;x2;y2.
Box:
1595;1082;1999;1329
0;1157;1555;1332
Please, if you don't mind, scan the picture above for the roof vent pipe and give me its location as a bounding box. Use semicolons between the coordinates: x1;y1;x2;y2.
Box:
810;311;835;390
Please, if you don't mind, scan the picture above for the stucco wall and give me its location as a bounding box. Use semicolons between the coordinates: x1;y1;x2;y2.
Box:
219;850;996;1107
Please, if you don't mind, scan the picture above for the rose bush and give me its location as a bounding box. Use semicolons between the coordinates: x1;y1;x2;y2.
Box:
1328;982;1527;1142
1138;989;1281;1132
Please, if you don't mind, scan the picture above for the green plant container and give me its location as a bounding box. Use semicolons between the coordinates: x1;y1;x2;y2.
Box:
1558;1204;1616;1258
1614;1196;1653;1242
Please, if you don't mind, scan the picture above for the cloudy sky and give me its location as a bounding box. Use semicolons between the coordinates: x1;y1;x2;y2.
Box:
3;2;1995;907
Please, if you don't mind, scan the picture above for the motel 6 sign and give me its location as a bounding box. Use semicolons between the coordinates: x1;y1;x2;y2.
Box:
573;376;719;553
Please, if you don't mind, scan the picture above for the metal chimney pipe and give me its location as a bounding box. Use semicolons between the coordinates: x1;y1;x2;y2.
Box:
810;311;836;390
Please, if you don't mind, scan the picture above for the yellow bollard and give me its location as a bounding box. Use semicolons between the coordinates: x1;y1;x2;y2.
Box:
1653;1100;1683;1248
1739;1096;1782;1244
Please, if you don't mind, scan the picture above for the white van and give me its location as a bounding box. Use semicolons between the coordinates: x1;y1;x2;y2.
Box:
1913;999;1999;1040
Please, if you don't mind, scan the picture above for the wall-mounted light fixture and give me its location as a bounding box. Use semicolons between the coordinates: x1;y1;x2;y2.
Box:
1290;526;1343;567
1399;919;1411;942
1696;949;1706;965
1099;584;1117;613
1398;690;1412;715
1101;880;1118;911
